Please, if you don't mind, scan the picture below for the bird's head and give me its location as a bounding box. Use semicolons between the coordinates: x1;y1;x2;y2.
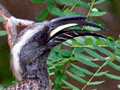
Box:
10;15;106;81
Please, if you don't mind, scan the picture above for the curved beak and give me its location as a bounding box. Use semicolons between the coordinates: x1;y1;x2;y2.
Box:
47;15;106;47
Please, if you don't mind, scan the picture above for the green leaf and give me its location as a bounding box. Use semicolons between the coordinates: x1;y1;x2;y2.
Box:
66;71;87;84
94;71;108;76
69;57;78;62
107;60;120;71
62;42;69;46
51;7;64;16
101;62;108;68
54;71;66;84
75;47;85;54
47;0;64;17
36;8;48;21
56;0;73;6
47;1;56;14
65;39;73;45
71;64;93;75
115;49;120;55
84;38;93;45
88;81;105;85
107;36;115;41
49;72;54;76
84;48;105;61
93;20;104;27
55;0;63;4
89;11;106;16
48;50;59;61
64;10;81;16
0;31;8;36
62;86;71;89
72;40;81;46
2;84;10;89
77;1;89;8
116;39;120;44
94;0;105;5
74;37;85;45
101;38;118;51
89;8;106;16
75;55;99;68
93;44;112;56
31;0;47;3
84;26;101;31
60;49;72;57
76;53;93;61
85;36;98;44
0;17;4;22
115;42;120;48
62;79;79;90
53;44;61;53
56;0;65;5
55;65;66;70
118;84;120;89
54;84;61;90
105;40;117;51
105;73;120;80
71;0;89;8
69;26;81;30
70;66;85;77
96;38;105;45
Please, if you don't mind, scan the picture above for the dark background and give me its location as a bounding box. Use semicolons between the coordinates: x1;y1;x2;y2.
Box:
0;0;120;90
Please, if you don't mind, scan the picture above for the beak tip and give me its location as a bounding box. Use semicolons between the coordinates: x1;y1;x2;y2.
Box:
102;27;108;31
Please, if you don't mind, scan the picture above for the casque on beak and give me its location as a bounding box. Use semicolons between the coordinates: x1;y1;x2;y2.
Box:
46;15;106;47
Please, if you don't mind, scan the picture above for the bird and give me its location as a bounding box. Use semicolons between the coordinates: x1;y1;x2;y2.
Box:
0;3;106;90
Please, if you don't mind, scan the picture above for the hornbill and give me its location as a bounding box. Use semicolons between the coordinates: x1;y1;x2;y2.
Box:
0;3;106;90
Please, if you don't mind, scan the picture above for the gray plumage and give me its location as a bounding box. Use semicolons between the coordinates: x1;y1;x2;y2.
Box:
0;3;106;90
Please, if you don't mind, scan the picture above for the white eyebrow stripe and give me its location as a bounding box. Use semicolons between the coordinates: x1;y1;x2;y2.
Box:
50;23;77;37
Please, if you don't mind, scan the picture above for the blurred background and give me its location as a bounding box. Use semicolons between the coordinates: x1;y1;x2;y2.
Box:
0;0;120;90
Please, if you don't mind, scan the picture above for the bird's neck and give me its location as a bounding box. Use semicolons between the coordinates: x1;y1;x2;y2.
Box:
24;61;49;89
21;49;51;90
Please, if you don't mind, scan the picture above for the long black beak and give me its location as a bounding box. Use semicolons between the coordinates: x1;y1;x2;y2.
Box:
47;15;106;47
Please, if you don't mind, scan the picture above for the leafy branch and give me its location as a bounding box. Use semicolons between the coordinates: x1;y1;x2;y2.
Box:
30;0;120;90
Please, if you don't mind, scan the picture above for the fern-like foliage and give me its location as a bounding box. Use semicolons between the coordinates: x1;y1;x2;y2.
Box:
1;0;120;90
30;0;120;89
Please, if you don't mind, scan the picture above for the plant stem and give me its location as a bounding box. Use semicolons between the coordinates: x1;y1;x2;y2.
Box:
70;45;108;48
70;4;76;11
81;0;95;30
86;0;96;19
81;61;108;90
64;48;76;74
63;5;66;10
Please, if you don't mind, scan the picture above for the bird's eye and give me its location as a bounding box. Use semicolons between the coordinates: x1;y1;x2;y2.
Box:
35;33;47;42
38;34;45;39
